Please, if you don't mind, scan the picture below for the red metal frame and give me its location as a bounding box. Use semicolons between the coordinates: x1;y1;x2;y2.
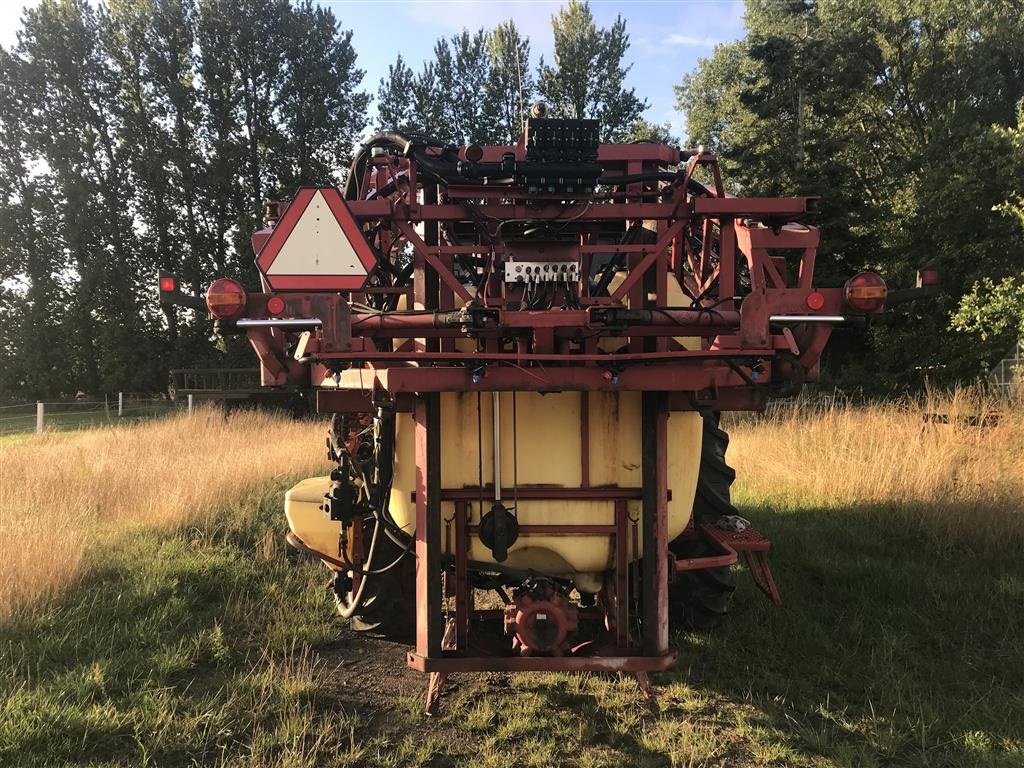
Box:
238;145;865;411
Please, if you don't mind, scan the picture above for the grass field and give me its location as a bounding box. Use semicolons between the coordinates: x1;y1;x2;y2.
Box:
0;396;1021;767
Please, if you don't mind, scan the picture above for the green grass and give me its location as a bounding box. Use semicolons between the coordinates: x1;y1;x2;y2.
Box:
1;482;1022;766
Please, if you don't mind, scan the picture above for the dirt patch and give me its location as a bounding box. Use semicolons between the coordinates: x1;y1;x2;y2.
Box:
315;632;423;729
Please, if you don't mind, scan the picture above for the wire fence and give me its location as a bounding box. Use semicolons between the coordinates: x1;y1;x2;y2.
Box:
0;395;193;438
989;340;1022;395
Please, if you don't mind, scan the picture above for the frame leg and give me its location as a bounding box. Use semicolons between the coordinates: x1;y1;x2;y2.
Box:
635;671;659;714
415;394;443;659
641;392;669;656
425;672;448;716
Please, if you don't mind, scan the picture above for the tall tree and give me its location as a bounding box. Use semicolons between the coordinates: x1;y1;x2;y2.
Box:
485;20;534;143
16;0;148;393
277;1;369;189
426;29;494;144
377;27;508;144
0;48;69;398
376;54;418;133
537;0;646;141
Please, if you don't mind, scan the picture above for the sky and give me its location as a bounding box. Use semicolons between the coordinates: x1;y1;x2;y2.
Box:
0;0;747;138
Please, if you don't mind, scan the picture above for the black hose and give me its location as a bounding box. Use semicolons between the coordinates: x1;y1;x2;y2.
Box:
592;224;641;296
344;131;443;200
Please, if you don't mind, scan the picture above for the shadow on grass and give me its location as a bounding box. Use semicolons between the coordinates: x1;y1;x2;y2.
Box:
666;500;1024;767
0;488;369;768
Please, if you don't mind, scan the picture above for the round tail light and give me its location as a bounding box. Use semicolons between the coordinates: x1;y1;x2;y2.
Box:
844;272;887;313
206;278;247;319
266;295;286;316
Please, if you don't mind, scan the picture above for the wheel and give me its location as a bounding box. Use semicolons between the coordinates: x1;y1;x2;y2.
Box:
332;522;415;641
669;411;738;631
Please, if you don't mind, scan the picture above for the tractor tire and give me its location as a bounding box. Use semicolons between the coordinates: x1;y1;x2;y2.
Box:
669;411;738;631
332;525;415;642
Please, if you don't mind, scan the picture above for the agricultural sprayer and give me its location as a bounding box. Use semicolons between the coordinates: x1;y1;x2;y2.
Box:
161;108;937;712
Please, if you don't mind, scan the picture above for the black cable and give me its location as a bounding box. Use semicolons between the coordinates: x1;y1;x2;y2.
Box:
336;515;414;575
592;224;641;296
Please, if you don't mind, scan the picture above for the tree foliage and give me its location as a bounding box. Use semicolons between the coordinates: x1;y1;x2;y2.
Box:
678;0;1024;390
951;106;1024;348
537;0;646;141
0;0;368;399
376;6;647;144
485;20;535;143
376;20;535;144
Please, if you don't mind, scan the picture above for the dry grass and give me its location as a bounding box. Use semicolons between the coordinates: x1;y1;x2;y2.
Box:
726;389;1024;551
0;407;327;618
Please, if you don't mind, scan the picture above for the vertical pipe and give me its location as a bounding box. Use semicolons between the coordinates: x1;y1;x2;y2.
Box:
454;500;469;650
614;499;629;650
580;392;590;488
423;183;440;354
36;402;44;434
641;391;669;656
414;393;443;658
492;391;501;503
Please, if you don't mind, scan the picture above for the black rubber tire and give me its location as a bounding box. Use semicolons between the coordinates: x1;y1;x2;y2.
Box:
333;523;415;641
669;411;738;631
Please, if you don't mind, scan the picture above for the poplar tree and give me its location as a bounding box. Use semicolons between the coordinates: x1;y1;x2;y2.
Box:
537;0;646;141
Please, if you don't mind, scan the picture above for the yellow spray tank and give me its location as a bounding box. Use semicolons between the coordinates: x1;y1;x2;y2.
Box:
285;391;702;593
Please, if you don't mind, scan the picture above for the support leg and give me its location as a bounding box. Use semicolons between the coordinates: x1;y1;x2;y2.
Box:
641;392;669;656
634;671;659;714
414;394;443;659
425;672;448;717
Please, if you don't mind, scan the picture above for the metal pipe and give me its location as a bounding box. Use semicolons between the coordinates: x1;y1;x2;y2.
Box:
351;311;464;330
593;308;740;330
236;318;323;328
769;315;846;323
492;391;501;503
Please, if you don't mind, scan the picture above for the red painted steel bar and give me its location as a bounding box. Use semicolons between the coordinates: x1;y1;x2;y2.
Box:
414;395;443;658
614;499;630;650
406;652;677;674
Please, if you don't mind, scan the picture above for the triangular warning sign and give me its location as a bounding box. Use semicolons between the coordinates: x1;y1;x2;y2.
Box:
256;187;377;291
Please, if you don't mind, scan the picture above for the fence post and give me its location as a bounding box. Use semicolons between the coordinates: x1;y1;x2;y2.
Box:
36;402;44;434
118;391;123;417
187;394;193;415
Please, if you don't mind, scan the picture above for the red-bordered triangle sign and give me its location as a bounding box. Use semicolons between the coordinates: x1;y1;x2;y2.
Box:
255;187;376;291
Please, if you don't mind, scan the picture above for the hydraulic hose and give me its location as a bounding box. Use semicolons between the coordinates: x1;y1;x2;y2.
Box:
344;131;440;200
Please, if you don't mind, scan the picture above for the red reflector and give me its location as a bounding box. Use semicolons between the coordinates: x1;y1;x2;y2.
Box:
918;267;940;287
266;296;285;316
844;272;887;313
806;291;825;311
159;276;177;293
206;278;247;319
